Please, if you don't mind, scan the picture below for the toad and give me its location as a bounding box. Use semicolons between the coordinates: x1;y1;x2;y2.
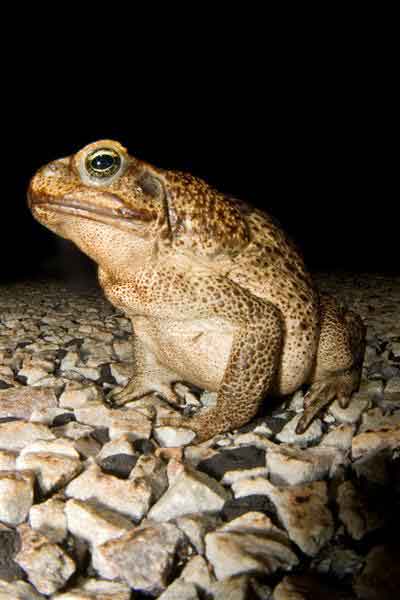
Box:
28;140;365;441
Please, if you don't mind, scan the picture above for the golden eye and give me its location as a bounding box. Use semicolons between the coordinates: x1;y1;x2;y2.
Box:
85;148;121;178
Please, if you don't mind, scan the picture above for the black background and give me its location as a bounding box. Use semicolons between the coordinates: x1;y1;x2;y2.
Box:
2;15;397;284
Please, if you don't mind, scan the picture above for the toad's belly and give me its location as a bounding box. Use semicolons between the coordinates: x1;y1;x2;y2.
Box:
132;316;234;392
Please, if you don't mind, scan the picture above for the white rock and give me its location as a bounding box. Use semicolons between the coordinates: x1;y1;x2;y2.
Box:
0;470;35;525
230;432;277;450
60;351;80;371
0;421;55;451
148;466;230;521
329;394;370;424
0;580;45;599
247;479;334;556
0;449;17;470
221;465;269;486
96;522;186;595
207;575;253;599
184;446;219;468
0;386;57;420
359;407;400;433
205;511;298;580
66;498;134;550
320;424;355;450
74;404;112;428
65;463;152;521
180;554;215;589
52;421;95;440
158;580;199;599
352;425;400;459
175;513;220;555
129;454;168;502
109;408;152;441
19;438;80;458
154;426;197;447
15;524;76;595
53;578;131;599
59;385;103;408
275;414;323;447
287;389;305;412
30;407;73;424
97;436;136;460
29;497;67;543
266;445;346;486
18;366;49;385
70;366;100;381
17;452;82;495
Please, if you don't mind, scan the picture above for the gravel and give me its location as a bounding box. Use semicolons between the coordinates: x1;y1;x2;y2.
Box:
0;273;398;598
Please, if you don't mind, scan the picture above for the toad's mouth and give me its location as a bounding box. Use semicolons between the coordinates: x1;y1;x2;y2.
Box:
30;197;155;232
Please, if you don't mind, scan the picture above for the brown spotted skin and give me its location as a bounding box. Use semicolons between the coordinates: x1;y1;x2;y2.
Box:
28;140;366;441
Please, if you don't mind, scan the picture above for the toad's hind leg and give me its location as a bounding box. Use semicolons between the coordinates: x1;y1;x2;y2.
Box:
296;293;366;434
162;299;283;442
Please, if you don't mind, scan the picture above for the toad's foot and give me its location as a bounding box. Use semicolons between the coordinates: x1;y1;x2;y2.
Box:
108;378;181;408
295;370;360;434
159;408;236;443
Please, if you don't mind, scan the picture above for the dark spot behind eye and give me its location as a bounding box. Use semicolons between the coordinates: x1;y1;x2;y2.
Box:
138;172;162;198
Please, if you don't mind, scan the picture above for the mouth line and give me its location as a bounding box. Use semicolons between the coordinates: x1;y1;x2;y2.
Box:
33;199;153;227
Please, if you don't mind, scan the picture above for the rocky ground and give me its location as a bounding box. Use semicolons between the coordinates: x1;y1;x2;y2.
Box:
0;273;399;599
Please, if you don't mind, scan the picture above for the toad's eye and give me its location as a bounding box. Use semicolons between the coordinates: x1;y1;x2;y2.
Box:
85;148;121;178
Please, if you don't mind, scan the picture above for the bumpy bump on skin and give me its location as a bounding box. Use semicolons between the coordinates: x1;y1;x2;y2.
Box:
28;139;366;441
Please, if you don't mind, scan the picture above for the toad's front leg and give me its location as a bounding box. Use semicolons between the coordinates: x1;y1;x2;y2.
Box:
108;328;181;408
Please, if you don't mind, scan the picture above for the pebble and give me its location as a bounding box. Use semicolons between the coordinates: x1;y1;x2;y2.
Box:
148;466;230;521
59;385;103;408
266;445;346;486
328;394;371;424
0;470;35;525
153;426;196;447
65;462;152;521
175;513;220;555
275;414;323;447
235;479;334;556
29;497;67;544
0;421;55;452
180;554;215;590
0;387;57;420
65;498;134;547
109;408;152;441
205;512;298;579
0;275;398;596
96;522;186;595
15;523;76;595
0;580;45;599
352;425;400;459
53;578;131;599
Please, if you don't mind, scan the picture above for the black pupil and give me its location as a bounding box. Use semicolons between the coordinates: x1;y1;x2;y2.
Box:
92;153;115;171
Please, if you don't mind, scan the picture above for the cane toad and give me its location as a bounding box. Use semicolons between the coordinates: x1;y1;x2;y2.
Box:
28;140;365;441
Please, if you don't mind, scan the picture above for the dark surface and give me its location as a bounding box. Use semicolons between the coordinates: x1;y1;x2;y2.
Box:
1;26;396;284
197;447;266;481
